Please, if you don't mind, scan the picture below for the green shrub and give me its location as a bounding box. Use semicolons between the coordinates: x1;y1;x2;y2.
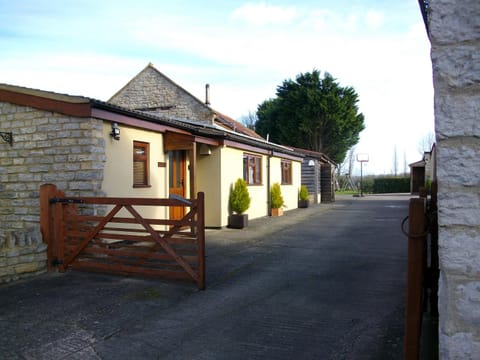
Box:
425;178;431;191
270;183;284;209
299;185;309;201
229;178;251;214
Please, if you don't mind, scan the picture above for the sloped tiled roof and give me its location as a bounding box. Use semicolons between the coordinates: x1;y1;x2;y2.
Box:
409;159;426;168
214;111;264;140
0;83;90;103
292;146;336;165
0;82;302;160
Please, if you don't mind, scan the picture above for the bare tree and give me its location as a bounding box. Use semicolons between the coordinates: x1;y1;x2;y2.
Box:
417;132;435;155
337;146;357;190
337;146;356;176
239;111;257;130
403;151;408;175
347;146;356;176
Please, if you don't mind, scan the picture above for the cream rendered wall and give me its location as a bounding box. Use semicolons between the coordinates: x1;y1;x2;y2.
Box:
290;160;302;208
269;157;302;211
101;124;301;227
220;147;269;225
102;122;168;220
196;145;222;227
219;147;302;225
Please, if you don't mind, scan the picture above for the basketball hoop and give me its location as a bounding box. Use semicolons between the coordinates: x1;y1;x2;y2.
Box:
356;153;369;197
357;153;369;162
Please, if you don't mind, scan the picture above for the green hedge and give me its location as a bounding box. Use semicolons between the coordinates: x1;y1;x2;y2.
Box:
361;177;374;194
372;177;410;193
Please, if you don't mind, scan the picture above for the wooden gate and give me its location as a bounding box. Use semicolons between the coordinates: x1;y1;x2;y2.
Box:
39;184;205;289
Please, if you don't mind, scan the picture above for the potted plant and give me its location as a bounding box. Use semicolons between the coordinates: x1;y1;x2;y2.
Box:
298;185;309;208
228;178;251;228
270;182;284;217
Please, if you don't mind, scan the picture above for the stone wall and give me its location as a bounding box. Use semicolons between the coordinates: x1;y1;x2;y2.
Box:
0;102;106;283
110;65;214;124
430;0;480;357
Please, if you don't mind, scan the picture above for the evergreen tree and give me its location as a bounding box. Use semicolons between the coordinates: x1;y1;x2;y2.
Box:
256;70;365;164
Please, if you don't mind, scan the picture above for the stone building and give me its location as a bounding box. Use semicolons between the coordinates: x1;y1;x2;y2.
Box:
428;0;480;357
0;73;305;283
0;87;106;282
109;63;262;140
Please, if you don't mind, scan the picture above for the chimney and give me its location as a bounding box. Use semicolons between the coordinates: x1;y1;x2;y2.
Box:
205;84;211;106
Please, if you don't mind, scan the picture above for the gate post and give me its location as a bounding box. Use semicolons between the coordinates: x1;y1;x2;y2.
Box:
40;184;57;271
403;197;427;360
54;200;66;272
430;181;439;316
197;192;205;290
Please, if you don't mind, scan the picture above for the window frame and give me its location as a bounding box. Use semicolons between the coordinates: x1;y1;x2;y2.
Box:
243;153;262;185
133;141;150;188
281;159;292;185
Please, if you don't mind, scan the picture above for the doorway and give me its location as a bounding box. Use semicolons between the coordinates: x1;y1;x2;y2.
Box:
168;150;186;221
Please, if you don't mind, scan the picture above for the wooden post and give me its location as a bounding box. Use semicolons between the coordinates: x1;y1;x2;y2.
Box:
430;181;439;316
40;186;68;273
54;201;66;272
39;184;57;271
197;192;206;290
419;186;427;198
189;145;197;201
404;197;427;360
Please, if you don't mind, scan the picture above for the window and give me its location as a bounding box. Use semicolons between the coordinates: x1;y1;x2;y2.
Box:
133;141;150;187
243;153;262;185
281;160;292;185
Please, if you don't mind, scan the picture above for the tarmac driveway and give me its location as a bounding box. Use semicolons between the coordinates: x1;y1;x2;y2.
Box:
0;194;410;359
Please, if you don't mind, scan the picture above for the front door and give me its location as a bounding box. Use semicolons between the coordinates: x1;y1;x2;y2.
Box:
169;150;186;221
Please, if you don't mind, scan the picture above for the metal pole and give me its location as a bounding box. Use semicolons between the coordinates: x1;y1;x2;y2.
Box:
360;161;363;197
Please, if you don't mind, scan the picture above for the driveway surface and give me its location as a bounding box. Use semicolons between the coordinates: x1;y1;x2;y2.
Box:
0;194;410;359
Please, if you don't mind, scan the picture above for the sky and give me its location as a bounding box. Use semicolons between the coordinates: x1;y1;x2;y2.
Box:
0;0;434;175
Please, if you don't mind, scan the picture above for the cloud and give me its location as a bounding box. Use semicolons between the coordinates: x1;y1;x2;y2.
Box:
0;52;144;100
230;2;298;25
0;1;433;174
365;10;385;29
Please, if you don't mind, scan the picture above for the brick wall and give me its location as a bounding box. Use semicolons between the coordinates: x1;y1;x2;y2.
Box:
430;0;480;357
0;102;105;283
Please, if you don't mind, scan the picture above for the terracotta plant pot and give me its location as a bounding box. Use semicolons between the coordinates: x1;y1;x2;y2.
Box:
271;208;284;217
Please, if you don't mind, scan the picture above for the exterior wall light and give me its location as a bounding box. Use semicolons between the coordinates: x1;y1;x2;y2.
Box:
0;131;13;146
199;144;211;155
110;122;120;140
308;159;315;167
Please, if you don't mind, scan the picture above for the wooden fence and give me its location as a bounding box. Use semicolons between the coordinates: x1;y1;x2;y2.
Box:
40;184;205;289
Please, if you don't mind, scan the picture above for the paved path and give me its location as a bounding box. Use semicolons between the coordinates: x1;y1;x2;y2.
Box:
0;194;410;359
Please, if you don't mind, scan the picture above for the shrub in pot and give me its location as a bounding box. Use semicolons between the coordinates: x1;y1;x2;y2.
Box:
270;182;284;216
228;178;251;228
298;185;309;208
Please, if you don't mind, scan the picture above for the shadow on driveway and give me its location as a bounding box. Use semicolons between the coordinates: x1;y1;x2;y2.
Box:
1;194;416;359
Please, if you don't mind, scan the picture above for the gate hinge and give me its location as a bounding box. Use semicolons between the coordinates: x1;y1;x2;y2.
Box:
51;258;64;266
49;198;85;204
